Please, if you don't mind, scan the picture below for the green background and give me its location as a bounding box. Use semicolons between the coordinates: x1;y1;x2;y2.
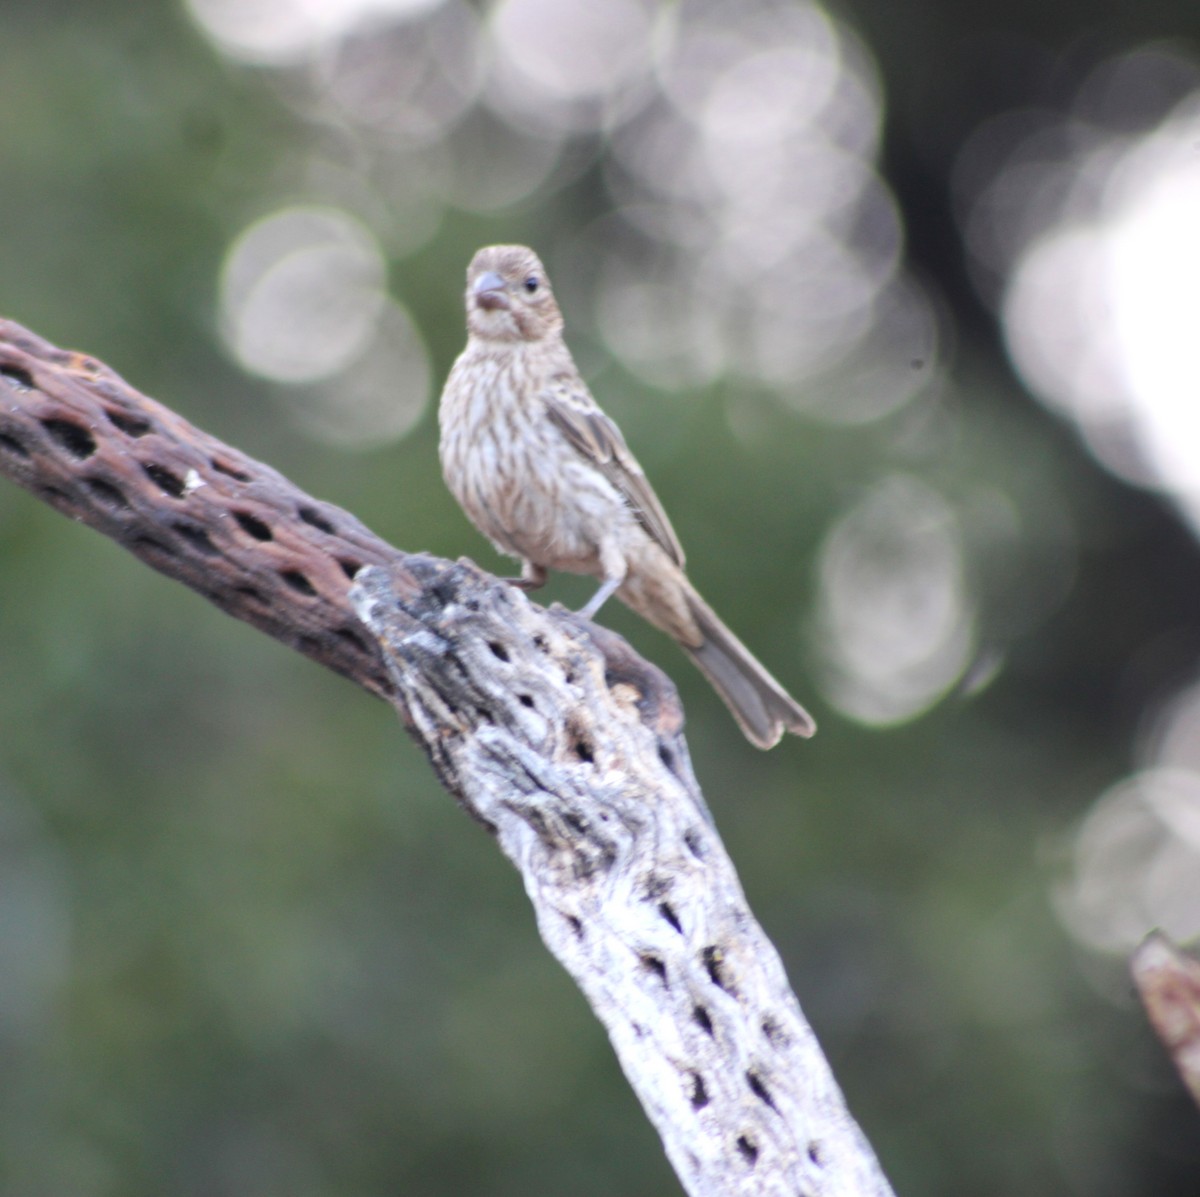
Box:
1;2;1198;1194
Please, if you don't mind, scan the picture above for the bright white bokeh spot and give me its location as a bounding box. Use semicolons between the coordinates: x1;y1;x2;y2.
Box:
1055;769;1200;952
184;0;446;65
994;53;1200;961
701;38;841;146
594;0;931;420
1055;584;1200;957
1002;228;1131;426
284;299;431;448
1146;679;1200;778
318;0;482;143
980;57;1200;534
220;206;387;385
491;0;653;100
189;0;931;427
593;254;727;390
813;475;975;726
486;0;657;131
1106;123;1200;522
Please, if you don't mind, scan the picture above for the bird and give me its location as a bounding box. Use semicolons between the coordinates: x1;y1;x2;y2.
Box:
438;244;815;748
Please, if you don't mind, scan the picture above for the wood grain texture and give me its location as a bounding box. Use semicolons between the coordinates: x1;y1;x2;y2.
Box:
355;564;893;1197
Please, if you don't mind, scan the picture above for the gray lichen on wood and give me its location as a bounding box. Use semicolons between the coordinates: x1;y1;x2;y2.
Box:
354;564;893;1197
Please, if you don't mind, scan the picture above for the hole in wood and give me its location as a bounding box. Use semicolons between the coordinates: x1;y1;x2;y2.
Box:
639;954;667;983
280;569;317;596
693;1005;714;1036
658;901;683;934
0;431;30;458
565;914;583;939
518;694;535;708
658;743;675;770
38;484;70;504
211;457;249;481
702;946;731;993
234;511;273;541
1;364;35;391
298;505;335;534
689;1073;710;1109
736;1135;759;1166
42;418;96;459
488;640;510;662
106;409;151;437
142;463;186;498
174;523;218;555
683;828;706;860
532;634;548;652
645;874;669;898
746;1071;776;1111
573;737;594;764
335;627;369;654
85;478;130;509
761;1016;788;1047
807;1141;823;1166
132;534;177;558
429;576;457;606
338;559;361;580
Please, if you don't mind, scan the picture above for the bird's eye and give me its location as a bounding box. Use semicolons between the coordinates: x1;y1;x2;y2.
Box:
523;275;540;293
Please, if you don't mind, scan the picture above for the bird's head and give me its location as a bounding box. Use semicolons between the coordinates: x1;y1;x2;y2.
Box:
464;244;564;344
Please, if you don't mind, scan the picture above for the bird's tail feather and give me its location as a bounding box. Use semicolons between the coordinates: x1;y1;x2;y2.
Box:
682;585;816;749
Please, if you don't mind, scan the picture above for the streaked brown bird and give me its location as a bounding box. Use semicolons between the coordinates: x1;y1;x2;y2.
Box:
438;244;816;748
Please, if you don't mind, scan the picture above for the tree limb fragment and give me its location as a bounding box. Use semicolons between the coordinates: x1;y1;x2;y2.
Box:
1132;931;1200;1110
0;318;404;701
0;317;893;1196
354;564;893;1196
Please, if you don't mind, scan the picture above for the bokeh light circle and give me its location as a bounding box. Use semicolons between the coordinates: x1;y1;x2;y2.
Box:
813;475;975;726
220;206;388;386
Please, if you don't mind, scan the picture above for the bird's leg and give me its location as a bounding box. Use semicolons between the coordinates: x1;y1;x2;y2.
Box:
577;543;627;621
503;560;547;591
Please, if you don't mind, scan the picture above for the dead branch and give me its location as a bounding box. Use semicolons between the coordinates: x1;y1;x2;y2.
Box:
0;317;893;1197
0;319;404;700
1132;931;1200;1110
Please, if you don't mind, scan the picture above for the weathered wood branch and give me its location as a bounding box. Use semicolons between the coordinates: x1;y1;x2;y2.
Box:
0;318;893;1196
0;319;406;701
1132;932;1200;1110
353;566;892;1195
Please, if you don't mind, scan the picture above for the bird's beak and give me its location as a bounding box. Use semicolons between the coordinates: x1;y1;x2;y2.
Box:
472;270;509;311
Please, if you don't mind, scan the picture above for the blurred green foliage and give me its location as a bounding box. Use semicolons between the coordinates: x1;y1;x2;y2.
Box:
0;2;1198;1195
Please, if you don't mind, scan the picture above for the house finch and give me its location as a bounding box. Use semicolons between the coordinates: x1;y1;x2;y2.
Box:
438;244;816;748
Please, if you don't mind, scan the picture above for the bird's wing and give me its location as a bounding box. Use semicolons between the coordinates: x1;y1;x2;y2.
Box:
543;378;686;568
